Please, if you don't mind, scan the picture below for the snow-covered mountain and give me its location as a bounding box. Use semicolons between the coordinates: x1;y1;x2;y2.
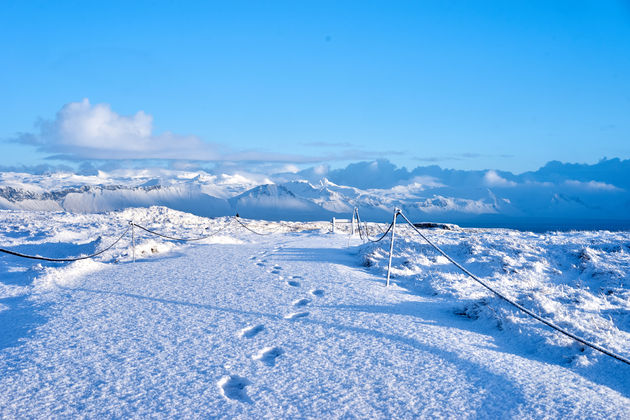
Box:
228;184;335;221
1;158;629;230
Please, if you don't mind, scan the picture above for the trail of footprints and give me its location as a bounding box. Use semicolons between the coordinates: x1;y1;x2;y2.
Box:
219;252;325;403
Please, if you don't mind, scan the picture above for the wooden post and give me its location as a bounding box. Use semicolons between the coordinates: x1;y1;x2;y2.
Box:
351;209;356;235
332;217;336;233
386;208;399;287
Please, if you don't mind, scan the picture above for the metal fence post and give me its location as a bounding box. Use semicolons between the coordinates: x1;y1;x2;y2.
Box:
386;208;399;287
131;221;136;263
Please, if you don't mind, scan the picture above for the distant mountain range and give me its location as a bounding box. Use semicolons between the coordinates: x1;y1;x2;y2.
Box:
1;158;629;230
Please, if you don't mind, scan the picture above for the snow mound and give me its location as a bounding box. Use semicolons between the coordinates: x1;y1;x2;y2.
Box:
360;226;630;367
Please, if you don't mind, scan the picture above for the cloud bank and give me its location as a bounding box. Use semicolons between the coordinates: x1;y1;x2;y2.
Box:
483;170;517;187
12;99;403;165
18;99;219;160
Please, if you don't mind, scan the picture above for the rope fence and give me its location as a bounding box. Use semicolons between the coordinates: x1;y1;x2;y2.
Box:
377;208;630;366
0;206;628;366
0;226;132;262
0;216;244;263
233;216;284;236
132;219;233;242
0;214;289;263
354;208;394;243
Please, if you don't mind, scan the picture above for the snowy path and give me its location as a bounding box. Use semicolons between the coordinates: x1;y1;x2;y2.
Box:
1;232;629;418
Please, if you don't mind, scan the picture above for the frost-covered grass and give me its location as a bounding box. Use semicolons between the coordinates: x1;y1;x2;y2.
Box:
1;207;629;417
361;224;630;367
0;206;329;300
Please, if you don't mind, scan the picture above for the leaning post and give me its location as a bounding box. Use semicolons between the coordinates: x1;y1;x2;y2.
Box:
131;221;136;263
386;208;399;287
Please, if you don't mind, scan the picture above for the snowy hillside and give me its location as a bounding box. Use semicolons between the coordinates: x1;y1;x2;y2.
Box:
1;158;630;230
0;207;629;417
362;225;630;368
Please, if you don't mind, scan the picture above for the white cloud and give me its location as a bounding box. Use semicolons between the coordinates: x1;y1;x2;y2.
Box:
279;164;300;173
564;180;622;191
312;164;328;175
14;99;404;164
409;175;444;188
13;99;408;166
483;170;517;187
29;99;219;160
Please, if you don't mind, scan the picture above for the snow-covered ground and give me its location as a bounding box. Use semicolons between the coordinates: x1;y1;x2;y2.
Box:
0;207;629;418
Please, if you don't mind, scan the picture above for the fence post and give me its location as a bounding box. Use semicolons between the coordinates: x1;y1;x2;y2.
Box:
332;217;336;233
386;208;399;287
131;221;136;263
351;209;356;236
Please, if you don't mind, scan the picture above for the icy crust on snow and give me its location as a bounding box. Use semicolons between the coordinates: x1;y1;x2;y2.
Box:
0;209;629;417
0;206;328;300
361;226;630;367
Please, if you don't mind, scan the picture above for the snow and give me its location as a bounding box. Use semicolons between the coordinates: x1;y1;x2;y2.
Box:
0;207;629;417
2;159;630;229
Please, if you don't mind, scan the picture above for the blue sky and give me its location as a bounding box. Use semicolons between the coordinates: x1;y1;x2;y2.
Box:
1;1;629;173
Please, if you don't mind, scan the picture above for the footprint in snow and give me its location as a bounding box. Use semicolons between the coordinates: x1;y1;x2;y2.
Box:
286;280;300;287
256;262;265;267
273;265;282;270
238;324;265;338
292;298;310;307
285;311;309;320
310;289;324;297
271;269;282;275
292;275;302;279
218;375;252;403
252;346;284;366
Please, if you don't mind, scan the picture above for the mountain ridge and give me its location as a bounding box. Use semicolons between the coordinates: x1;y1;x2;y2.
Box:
1;158;629;230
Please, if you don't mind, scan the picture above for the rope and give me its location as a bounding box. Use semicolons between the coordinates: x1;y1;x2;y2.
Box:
355;210;371;239
372;222;387;234
355;208;393;243
0;225;131;262
234;216;283;236
132;219;232;241
395;210;630;366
